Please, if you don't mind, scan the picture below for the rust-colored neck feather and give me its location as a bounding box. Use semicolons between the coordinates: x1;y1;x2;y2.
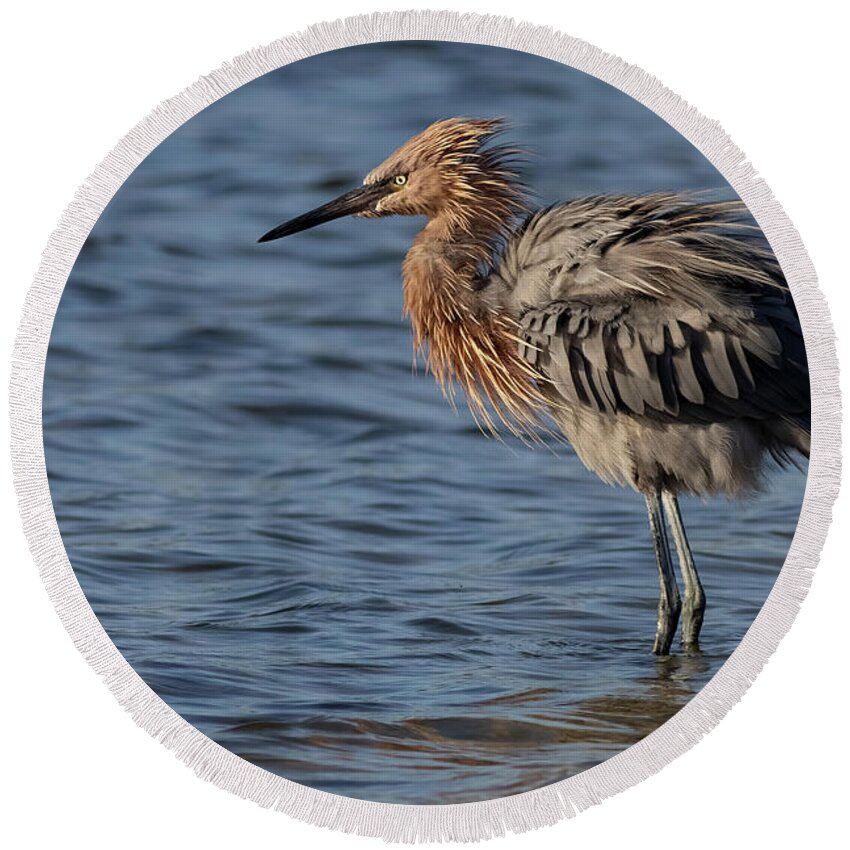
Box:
402;185;547;438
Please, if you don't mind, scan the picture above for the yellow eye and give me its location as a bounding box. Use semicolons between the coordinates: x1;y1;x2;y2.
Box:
393;174;408;186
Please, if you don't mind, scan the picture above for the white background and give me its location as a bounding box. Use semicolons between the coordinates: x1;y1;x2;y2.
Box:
2;2;846;847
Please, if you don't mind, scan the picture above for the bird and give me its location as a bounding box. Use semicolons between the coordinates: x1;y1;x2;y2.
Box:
258;117;810;655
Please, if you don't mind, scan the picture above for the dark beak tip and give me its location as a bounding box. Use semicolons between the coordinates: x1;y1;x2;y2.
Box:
256;181;391;246
257;225;291;244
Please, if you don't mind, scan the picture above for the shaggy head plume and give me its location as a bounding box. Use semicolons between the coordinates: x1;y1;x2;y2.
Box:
363;117;529;250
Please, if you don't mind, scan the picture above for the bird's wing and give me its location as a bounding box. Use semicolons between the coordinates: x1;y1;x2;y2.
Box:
519;292;809;427
493;194;809;428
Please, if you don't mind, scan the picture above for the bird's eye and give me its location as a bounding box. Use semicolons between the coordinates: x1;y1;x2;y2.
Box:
393;174;408;186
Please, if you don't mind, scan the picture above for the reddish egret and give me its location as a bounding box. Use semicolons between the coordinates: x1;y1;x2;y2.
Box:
258;118;810;655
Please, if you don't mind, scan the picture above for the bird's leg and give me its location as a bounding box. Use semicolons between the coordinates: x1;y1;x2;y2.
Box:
661;491;705;649
645;489;681;655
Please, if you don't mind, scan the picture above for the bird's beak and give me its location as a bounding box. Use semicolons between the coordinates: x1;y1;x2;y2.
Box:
257;182;393;243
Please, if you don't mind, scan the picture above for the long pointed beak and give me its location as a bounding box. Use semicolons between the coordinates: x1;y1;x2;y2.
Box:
257;181;392;243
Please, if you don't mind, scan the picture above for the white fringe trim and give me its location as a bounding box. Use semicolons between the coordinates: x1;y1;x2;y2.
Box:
9;10;840;843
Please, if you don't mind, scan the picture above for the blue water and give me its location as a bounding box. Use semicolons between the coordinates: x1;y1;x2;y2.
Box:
43;41;806;804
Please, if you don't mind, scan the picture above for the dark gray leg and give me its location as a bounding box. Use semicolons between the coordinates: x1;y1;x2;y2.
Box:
645;489;681;655
661;491;705;648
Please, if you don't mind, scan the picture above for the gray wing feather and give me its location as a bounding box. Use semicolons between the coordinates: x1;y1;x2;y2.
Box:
701;331;738;399
729;336;755;389
593;364;618;413
613;368;646;415
672;347;704;405
668;319;686;349
550;336;579;401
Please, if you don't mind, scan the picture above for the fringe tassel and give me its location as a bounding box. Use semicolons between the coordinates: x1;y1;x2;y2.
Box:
9;10;840;843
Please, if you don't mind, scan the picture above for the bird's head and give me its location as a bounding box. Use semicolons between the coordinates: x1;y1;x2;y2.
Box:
258;117;526;243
